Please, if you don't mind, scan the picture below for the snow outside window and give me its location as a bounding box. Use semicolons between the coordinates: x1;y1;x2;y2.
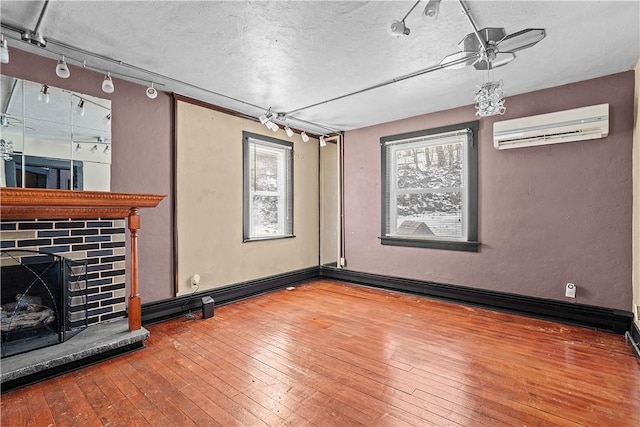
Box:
381;121;479;252
243;133;293;241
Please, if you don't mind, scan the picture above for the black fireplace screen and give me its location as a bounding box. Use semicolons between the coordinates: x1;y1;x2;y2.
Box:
1;250;88;358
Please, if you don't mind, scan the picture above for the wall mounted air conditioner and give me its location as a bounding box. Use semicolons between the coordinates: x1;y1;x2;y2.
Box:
493;103;609;150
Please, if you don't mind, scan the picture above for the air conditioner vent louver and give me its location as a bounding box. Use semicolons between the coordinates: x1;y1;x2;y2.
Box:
493;104;609;150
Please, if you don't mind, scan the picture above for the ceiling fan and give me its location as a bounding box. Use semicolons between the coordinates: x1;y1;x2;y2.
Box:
439;27;546;70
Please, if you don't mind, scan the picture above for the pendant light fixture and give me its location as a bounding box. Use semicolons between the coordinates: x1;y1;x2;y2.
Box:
55;55;70;78
102;72;114;93
37;85;50;103
0;35;8;64
76;99;86;116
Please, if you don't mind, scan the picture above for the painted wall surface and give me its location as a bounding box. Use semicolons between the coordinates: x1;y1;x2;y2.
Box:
175;101;319;295
634;62;640;326
2;49;174;303
343;72;635;311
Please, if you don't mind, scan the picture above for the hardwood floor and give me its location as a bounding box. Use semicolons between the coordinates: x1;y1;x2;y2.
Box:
2;279;639;426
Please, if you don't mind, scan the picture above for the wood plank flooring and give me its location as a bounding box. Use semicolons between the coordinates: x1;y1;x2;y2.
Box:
2;279;639;426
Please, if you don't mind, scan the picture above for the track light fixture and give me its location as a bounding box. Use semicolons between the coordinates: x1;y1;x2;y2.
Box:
37;85;50;103
423;0;441;20
75;143;81;153
76;99;86;116
388;0;421;36
284;126;294;138
319;135;327;147
55;55;70;78
104;145;110;154
146;83;158;99
389;0;441;36
90;144;98;152
301;132;310;143
0;35;8;64
389;20;410;36
102;72;114;93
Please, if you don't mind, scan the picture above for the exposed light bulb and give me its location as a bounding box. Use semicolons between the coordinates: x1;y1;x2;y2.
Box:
146;83;158;99
0;37;8;64
102;72;114;93
37;85;50;103
56;55;70;78
285;126;294;137
301;131;309;143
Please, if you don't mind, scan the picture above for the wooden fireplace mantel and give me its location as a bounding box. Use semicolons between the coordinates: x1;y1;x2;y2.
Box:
0;187;165;220
0;188;166;332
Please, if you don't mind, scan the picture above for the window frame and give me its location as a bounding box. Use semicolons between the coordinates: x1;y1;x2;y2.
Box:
242;131;294;242
380;121;479;252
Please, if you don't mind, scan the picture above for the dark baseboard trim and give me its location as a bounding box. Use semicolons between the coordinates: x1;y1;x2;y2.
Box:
1;341;144;394
142;266;318;325
627;321;640;359
320;267;633;334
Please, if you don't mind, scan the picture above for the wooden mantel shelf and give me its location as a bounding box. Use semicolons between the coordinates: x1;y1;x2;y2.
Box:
0;188;165;220
0;188;166;332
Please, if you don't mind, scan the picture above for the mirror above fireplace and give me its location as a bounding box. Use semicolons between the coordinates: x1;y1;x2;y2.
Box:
0;75;112;191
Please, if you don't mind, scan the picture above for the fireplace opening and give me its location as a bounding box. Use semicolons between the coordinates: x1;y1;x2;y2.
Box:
1;251;88;358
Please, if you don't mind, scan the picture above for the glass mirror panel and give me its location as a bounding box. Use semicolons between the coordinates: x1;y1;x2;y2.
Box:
0;75;111;191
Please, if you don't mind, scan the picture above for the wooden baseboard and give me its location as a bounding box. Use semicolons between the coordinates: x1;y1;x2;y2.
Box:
320;267;633;334
141;267;318;325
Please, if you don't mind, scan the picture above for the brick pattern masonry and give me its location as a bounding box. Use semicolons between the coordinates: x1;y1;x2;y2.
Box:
1;218;127;325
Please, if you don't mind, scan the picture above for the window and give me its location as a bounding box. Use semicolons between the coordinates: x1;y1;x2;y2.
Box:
243;132;294;241
381;121;479;252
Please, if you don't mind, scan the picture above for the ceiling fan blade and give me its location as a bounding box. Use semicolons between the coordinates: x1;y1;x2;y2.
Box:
439;51;478;69
497;28;546;53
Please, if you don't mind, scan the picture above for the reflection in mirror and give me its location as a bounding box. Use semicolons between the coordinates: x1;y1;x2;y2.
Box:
0;75;111;191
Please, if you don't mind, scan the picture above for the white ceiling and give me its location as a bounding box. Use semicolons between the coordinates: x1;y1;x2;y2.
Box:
1;1;639;135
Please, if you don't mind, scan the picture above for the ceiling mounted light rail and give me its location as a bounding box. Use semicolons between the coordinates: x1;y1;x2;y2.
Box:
20;0;49;48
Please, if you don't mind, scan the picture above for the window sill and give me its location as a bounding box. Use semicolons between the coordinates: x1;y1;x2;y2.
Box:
243;234;296;243
380;236;480;252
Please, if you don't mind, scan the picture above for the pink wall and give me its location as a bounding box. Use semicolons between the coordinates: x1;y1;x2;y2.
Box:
3;49;174;302
343;71;635;311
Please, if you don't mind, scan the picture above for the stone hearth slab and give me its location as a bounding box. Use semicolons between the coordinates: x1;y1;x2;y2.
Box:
1;319;148;392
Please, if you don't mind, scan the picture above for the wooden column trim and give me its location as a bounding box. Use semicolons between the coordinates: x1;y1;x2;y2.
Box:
128;208;142;330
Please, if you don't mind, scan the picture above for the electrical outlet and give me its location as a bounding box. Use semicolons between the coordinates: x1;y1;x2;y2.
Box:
565;282;576;298
190;274;200;288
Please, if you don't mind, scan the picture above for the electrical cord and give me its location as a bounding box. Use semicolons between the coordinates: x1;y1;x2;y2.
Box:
181;284;199;320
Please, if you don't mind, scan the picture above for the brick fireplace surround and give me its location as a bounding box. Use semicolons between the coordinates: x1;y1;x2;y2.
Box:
0;187;164;391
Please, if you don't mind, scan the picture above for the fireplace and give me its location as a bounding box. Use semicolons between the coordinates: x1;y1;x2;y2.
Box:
1;250;88;358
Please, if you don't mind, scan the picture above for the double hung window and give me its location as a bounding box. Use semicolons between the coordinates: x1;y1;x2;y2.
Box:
243;132;293;241
381;121;479;251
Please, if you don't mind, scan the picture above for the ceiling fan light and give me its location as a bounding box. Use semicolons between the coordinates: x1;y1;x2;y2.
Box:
389;19;410;36
301;132;309;142
102;72;114;93
56;56;70;78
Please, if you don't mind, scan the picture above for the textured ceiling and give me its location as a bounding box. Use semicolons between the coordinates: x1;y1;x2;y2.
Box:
1;1;639;135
